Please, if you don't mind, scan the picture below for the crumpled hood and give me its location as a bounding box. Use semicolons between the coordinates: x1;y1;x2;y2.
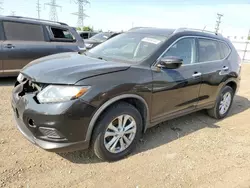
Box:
21;52;130;84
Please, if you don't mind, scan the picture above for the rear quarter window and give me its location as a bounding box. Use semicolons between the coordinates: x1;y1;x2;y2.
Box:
218;42;231;59
49;27;75;42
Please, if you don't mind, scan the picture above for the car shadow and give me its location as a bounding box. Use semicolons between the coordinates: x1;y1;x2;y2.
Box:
0;77;16;86
59;95;250;164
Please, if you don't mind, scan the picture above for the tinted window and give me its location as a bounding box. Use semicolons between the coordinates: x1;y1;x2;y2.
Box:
219;42;230;59
162;38;196;65
198;39;221;62
80;33;89;39
51;27;75;40
3;22;44;41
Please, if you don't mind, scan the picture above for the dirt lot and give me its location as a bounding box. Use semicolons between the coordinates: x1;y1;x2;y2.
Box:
0;64;250;188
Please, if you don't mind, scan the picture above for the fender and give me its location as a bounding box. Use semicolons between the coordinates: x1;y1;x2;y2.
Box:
85;94;150;142
215;77;239;97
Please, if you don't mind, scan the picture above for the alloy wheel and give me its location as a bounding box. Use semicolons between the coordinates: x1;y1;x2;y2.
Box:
104;114;137;154
219;92;232;115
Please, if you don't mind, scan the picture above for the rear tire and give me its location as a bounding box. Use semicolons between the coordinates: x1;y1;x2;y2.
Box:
92;102;143;161
207;86;234;119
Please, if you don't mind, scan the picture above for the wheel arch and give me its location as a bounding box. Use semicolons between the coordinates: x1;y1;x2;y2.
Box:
85;94;150;142
225;80;237;93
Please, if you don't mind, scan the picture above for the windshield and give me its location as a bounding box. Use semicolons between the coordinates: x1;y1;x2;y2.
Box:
87;32;167;63
89;32;113;42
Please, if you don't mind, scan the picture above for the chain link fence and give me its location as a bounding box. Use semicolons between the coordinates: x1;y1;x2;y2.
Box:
231;40;250;62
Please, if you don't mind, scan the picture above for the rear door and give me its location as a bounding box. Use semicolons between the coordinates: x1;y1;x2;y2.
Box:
2;21;50;75
196;38;231;108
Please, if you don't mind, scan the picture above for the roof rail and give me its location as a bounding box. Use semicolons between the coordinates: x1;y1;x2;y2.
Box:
6;16;68;26
174;27;222;37
129;27;151;31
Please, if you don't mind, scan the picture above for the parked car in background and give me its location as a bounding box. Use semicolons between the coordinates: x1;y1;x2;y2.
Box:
78;31;98;39
12;27;241;161
84;32;121;49
0;16;85;77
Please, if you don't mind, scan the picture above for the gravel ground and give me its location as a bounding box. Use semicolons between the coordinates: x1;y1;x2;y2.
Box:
0;64;250;188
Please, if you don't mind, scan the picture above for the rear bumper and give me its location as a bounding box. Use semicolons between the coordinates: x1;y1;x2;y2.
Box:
14;113;89;153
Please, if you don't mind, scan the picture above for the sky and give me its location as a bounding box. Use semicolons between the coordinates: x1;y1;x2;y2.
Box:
1;0;250;36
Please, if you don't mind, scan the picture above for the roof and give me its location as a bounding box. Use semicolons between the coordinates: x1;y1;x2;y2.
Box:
128;27;225;40
128;27;175;37
0;16;69;28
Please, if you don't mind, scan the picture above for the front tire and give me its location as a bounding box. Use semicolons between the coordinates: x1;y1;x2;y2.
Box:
207;86;234;119
92;102;143;161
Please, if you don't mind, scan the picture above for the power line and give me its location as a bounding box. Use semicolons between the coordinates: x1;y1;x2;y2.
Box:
37;0;41;19
215;13;223;34
45;0;62;21
72;0;89;28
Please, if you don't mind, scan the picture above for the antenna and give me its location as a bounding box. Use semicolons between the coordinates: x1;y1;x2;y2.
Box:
202;26;206;31
37;0;41;19
45;0;62;21
72;0;89;28
215;13;223;34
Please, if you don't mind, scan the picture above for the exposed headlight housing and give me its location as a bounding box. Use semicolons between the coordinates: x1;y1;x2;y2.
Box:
37;85;90;103
17;73;25;83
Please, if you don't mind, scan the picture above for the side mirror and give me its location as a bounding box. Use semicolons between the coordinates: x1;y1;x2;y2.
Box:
157;56;183;69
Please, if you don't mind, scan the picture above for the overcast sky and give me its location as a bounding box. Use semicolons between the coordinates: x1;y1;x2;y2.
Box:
1;0;250;35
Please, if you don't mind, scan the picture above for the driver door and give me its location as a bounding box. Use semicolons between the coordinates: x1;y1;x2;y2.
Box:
151;37;202;123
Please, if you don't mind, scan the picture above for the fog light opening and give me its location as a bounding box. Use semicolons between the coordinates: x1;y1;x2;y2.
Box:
28;119;36;128
39;127;63;139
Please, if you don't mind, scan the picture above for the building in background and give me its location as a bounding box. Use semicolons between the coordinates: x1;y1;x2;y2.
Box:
222;28;249;41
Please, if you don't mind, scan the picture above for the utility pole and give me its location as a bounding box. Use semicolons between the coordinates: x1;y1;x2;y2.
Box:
72;0;89;28
45;0;62;21
37;0;41;19
215;13;223;34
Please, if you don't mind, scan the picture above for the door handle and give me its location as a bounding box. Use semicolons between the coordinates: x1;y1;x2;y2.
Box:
192;72;202;77
222;66;229;71
4;44;15;49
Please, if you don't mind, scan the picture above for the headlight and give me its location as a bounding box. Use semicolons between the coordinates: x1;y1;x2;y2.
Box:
85;43;93;48
37;85;90;103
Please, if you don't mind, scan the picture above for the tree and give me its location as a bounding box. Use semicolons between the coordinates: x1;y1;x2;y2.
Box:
83;26;93;31
248;36;250;40
76;27;82;31
75;26;94;31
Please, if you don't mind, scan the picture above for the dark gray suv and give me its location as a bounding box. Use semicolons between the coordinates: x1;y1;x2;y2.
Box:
0;16;85;77
12;27;241;161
